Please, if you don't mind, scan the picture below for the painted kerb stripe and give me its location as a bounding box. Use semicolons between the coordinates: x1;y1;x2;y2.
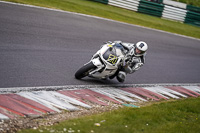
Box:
0;84;200;119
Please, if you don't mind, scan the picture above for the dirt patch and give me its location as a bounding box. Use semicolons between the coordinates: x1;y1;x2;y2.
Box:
0;98;164;133
0;102;126;133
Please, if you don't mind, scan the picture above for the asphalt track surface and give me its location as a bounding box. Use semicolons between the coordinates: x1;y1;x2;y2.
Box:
0;2;200;88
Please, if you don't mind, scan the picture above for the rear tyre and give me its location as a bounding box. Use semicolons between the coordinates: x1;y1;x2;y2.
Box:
75;62;97;79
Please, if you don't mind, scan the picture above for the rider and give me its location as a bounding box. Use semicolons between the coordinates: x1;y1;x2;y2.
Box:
108;41;148;82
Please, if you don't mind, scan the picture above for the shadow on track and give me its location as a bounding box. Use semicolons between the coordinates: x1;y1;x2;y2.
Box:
74;77;122;85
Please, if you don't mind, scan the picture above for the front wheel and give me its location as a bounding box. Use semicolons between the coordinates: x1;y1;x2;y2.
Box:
75;62;97;79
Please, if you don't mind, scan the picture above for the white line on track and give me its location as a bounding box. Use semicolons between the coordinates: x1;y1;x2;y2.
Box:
0;0;200;41
0;83;200;94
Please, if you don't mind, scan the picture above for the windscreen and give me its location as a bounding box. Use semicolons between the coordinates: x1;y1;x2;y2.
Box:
102;44;125;65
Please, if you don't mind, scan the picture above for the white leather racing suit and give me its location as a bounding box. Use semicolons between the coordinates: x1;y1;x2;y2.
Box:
120;42;145;73
112;41;146;82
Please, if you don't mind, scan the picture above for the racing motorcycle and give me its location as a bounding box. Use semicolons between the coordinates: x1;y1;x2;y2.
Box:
75;43;126;80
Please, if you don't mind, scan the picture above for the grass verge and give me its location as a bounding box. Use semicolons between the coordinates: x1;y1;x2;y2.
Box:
19;97;200;133
174;0;200;7
2;0;200;39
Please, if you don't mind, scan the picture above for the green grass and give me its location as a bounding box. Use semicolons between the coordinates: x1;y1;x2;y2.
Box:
19;97;200;133
3;0;200;39
173;0;200;7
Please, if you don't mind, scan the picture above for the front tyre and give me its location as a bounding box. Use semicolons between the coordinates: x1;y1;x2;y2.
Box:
75;62;97;79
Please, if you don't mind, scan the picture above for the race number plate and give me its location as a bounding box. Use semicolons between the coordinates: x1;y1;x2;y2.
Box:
107;54;118;65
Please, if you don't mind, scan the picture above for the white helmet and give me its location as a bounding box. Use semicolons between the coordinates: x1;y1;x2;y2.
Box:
134;41;148;56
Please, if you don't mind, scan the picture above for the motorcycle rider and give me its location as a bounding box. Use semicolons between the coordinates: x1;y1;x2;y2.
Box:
108;41;148;82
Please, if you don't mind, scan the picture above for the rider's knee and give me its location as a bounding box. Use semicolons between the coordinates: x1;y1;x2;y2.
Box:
117;71;126;83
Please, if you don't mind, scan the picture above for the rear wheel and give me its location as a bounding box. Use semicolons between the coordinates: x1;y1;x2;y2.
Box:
75;62;97;79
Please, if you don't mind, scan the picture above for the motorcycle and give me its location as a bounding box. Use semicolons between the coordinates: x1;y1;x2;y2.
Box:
75;43;126;80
